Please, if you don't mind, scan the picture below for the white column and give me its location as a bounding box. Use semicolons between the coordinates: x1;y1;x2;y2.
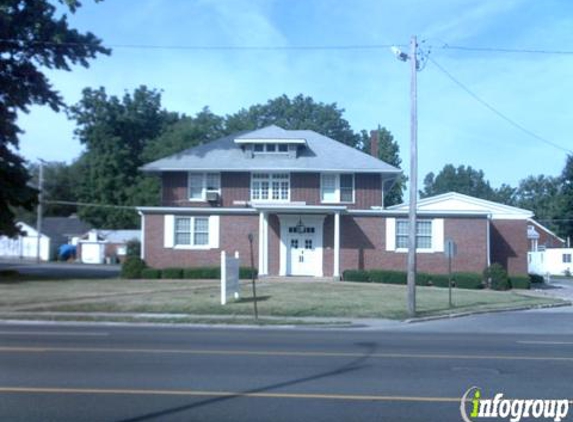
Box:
333;211;340;279
263;213;269;275
258;212;269;276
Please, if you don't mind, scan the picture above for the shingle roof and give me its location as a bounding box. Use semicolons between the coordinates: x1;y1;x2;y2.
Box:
42;216;92;246
141;125;401;174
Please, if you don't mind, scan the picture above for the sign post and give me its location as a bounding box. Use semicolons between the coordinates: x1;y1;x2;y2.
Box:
444;239;457;309
248;233;258;320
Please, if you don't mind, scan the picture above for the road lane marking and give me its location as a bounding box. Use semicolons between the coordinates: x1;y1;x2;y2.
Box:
0;346;571;362
517;340;573;345
0;331;109;337
0;386;460;402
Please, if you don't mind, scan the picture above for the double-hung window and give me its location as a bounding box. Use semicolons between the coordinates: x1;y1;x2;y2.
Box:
188;172;220;200
564;254;572;264
174;216;209;246
321;173;354;203
396;220;433;250
251;173;289;202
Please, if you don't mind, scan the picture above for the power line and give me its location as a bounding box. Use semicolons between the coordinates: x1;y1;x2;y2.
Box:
2;38;573;55
45;200;137;210
0;38;399;51
440;45;573;55
428;57;573;154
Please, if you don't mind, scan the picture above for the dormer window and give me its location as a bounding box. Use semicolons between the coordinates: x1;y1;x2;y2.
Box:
251;143;288;154
234;135;307;159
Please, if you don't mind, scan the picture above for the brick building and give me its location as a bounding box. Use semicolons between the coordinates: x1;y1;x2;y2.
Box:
138;126;562;278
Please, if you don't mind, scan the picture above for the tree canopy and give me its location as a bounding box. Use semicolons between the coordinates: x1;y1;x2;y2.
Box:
0;0;109;236
69;86;173;228
361;126;405;206
421;164;497;200
225;94;361;147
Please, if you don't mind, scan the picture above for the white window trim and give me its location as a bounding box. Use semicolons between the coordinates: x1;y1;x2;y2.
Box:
252;143;290;155
250;172;291;203
320;173;355;204
385;218;444;254
188;172;221;202
164;215;219;250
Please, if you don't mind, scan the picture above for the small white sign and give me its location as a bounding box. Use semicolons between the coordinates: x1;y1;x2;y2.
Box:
221;251;241;305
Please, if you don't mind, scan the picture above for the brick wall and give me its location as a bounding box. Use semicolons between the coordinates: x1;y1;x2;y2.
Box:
144;212;493;276
291;173;320;204
490;219;529;275
353;174;382;209
330;216;489;277
162;171;384;210
144;214;259;269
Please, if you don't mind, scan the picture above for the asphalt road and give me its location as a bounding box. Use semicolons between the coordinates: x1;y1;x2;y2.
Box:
0;259;120;279
1;313;572;422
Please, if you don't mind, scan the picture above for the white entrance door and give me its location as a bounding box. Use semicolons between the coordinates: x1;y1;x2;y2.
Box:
288;227;317;276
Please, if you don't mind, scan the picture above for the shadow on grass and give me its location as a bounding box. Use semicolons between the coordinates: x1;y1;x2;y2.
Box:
235;295;271;303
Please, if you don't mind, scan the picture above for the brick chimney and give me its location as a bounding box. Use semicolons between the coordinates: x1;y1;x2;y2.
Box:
370;130;379;158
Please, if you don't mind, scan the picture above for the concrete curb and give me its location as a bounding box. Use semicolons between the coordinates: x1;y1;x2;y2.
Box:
0;301;570;330
405;300;572;323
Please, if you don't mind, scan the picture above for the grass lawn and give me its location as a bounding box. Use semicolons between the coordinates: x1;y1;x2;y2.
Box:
0;277;564;320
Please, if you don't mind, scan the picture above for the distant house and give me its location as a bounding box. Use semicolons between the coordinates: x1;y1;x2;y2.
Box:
78;229;141;264
0;222;50;261
529;248;572;276
0;216;92;261
136;125;562;278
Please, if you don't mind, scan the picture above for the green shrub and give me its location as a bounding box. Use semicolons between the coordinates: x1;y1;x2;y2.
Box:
368;270;407;284
529;273;544;284
343;269;370;282
453;272;484;290
239;267;258;279
484;263;510;291
126;239;141;258
418;273;451;287
121;257;146;279
510;275;531;290
140;268;161;279
183;267;220;279
162;267;184;279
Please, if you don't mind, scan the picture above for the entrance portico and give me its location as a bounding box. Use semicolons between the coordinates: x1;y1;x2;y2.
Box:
255;205;346;279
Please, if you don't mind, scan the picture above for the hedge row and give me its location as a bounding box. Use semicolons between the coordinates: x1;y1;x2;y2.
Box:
342;269;535;290
121;258;259;280
342;269;484;289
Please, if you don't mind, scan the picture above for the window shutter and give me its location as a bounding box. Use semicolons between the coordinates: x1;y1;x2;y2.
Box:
386;218;396;251
209;215;220;249
433;219;444;252
164;215;174;248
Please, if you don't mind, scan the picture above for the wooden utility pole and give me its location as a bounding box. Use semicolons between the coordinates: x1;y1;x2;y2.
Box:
36;159;44;263
406;35;418;317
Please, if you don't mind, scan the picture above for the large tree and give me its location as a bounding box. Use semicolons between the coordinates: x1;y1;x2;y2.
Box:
361;126;405;206
513;175;561;232
141;107;225;163
420;164;497;200
225;94;362;147
69;86;172;228
0;0;109;236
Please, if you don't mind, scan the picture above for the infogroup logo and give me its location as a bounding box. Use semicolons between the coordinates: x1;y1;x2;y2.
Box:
460;387;571;422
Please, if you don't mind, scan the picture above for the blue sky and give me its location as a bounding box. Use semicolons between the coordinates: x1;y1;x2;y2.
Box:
17;0;573;189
